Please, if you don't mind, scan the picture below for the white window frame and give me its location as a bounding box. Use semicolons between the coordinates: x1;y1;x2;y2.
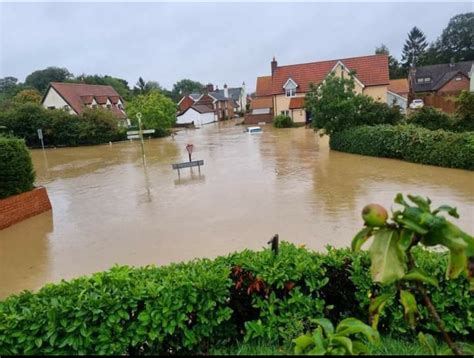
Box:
286;88;296;97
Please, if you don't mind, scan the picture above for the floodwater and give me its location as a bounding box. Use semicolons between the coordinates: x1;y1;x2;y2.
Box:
1;120;473;298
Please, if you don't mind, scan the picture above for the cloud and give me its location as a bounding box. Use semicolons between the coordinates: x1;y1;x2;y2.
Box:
0;2;471;92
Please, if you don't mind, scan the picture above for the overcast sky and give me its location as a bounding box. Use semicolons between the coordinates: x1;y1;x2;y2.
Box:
0;1;472;92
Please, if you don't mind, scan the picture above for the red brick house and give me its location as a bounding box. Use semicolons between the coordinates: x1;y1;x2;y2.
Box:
408;61;473;113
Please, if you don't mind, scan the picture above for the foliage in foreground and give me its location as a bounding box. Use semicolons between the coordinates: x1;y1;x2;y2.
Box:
0;136;35;199
330;124;474;170
352;194;473;355
1;234;472;354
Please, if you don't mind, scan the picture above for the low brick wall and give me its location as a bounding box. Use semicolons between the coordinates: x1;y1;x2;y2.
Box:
0;187;52;230
243;113;274;124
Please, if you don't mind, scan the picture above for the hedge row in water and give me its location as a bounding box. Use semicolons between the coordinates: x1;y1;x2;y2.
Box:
0;243;472;355
0;136;35;199
330;124;474;170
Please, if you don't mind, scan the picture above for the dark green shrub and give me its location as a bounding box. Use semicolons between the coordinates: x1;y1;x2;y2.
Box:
0;137;35;199
273;115;294;128
330;125;474;170
0;103;128;147
1;243;472;354
407;107;455;131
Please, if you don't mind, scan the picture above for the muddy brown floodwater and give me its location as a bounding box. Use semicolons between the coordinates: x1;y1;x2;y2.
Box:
1;120;473;298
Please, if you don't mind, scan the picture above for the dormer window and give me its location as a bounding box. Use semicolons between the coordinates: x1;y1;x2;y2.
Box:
106;104;112;110
416;77;431;84
283;78;298;97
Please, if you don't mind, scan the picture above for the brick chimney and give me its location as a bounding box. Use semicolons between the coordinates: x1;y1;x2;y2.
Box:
224;83;229;98
206;83;214;92
271;56;278;76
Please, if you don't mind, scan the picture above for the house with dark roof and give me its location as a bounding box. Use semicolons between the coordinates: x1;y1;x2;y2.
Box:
408;61;473;113
214;83;247;112
42;82;127;122
409;61;473;95
248;55;389;124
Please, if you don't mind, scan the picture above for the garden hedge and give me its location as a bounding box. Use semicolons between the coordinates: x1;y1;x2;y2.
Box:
0;243;472;355
330;125;474;170
0;136;35;199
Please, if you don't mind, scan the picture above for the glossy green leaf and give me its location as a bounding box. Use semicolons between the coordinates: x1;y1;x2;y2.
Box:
336;318;380;343
369;293;394;329
407;195;431;211
351;227;373;252
433;205;459;218
369;228;406;284
293;335;314;351
418;332;437;355
352;341;370;355
403;268;439;287
394;193;409;207
331;336;353;355
400;290;418;329
395;217;429;235
312;318;334;336
398;229;414;251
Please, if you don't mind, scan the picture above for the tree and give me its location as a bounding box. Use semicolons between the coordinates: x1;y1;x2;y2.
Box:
0;77;23;107
133;77;164;96
429;13;474;64
126;91;177;132
375;44;405;79
171;79;204;101
13;89;42;104
401;27;428;69
25;67;73;93
76;74;131;99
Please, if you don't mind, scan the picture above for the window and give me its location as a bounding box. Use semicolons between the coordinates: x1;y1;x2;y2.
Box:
455;76;462;81
47;106;55;110
286;88;296;97
416;77;431;84
63;105;70;111
92;104;98;109
281;110;289;117
106;104;112;110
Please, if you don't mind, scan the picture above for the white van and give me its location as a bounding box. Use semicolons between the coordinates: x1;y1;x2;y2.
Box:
245;126;262;134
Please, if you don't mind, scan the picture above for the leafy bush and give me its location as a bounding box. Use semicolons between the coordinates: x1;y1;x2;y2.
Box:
273;115;294;128
0;137;35;199
305;73;403;134
330;125;474;170
1;242;472;354
0;103;127;147
407;107;455;131
455;90;474;131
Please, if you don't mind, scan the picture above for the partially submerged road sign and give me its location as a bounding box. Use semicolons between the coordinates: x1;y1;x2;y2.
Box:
172;160;204;176
126;129;156;136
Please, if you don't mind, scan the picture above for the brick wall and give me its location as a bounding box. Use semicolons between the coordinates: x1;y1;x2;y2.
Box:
0;187;52;230
243;113;274;124
438;75;469;93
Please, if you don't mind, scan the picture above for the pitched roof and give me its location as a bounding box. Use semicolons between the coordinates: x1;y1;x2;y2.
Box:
256;76;272;96
388;79;409;97
189;93;201;100
250;97;273;109
46;82;125;117
192;104;214;114
289;97;305;109
270;54;389;94
209;91;228;101
215;87;242;101
411;61;473;92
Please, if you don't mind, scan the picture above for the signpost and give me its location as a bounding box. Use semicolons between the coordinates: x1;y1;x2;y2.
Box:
186;143;194;162
37;128;45;151
125;113;157;164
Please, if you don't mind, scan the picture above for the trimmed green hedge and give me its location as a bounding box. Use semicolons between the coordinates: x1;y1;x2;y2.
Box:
407;107;474;132
0;136;35;199
330;125;474;170
0;243;472;355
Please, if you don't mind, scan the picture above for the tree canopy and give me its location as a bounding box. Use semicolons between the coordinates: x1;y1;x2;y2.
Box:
25;67;73;93
126;90;177;131
401;27;428;69
171;79;204;101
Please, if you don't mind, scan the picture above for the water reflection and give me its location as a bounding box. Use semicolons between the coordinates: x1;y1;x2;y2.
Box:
0;211;53;298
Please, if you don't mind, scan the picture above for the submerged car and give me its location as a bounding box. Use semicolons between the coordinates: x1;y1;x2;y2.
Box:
409;99;424;109
245;126;262;134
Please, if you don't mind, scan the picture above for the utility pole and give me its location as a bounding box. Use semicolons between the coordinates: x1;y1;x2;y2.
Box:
137;112;146;165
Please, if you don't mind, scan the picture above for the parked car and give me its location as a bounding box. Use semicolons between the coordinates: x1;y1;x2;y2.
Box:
409;99;424;109
244;126;262;134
